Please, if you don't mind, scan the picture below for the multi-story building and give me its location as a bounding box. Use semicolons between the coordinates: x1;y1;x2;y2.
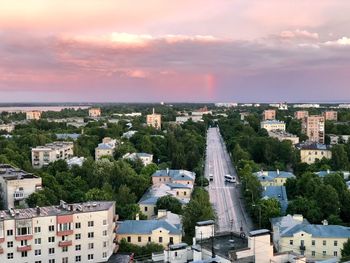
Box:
261;120;286;132
299;143;332;164
122;153;153;166
0;200;117;263
0;164;42;209
31;142;74;169
294;111;309;120
0;123;15;133
263;109;276;120
323;111;338;121
95;137;117;160
272;214;350;261
268;130;299;145
88;108;101;118
215;102;238;108
151;169;195;186
146;108;162;129
302;115;325;144
26;111;41;120
253;170;295;187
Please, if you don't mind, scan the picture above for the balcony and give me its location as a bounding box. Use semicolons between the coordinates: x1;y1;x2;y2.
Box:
17;245;32;252
14;190;25;200
0;247;3;254
15;235;33;241
58;240;72;247
57;230;73;236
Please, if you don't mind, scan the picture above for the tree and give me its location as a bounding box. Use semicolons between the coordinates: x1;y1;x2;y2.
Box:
332;145;350;170
287;197;322;223
341;238;350;262
313;184;340;218
256;199;281;228
156;196;183;215
232;144;250;164
195;176;209;187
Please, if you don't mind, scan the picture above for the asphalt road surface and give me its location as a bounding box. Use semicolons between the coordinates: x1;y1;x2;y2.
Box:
205;127;253;234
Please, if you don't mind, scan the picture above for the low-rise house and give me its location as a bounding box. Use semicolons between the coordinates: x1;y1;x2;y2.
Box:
254;170;295;186
299;143;332;164
95;137;117;160
55;133;81;141
268;130;299;145
0;164;42;209
66;156;85;167
116;219;182;247
152;169;195;186
262;186;288;213
123;152;153;166
31;141;74;168
122;130;137;139
315;170;350;180
0;123;15;133
260;120;286;131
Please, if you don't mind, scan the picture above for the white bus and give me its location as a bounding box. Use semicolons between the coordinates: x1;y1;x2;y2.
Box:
224;174;236;183
209;174;214;181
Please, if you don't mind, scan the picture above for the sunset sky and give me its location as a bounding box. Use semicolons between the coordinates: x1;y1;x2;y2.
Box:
1;0;350;102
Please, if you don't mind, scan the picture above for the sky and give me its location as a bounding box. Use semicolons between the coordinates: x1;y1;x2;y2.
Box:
1;0;350;103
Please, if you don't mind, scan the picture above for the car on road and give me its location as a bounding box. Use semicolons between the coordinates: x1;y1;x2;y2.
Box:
224;174;236;183
209;174;214;181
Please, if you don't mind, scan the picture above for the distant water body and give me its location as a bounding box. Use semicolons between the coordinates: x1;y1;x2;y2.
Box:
0;106;89;113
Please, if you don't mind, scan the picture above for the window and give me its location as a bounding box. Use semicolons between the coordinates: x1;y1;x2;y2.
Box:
17;226;31;236
7;229;13;236
21;240;28;246
76;245;81;251
103;252;107;258
175;252;178;257
88;243;94;249
334;241;338;246
35;261;42;263
312;251;315;257
159;237;163;243
34;226;41;233
334;251;338;257
49;248;55;254
323;251;326;257
7;241;13;248
21;251;28;257
323;240;327;246
170;237;173;244
148;237;151;242
88;221;94;227
144;206;148;212
88;254;94;261
103;230;107;236
7;253;13;259
58;223;72;232
49;225;54;232
138;236;141;242
49;260;55;263
62;246;68;252
48;236;55;243
312;240;315;246
184;192;186;196
103;219;107;226
127;236;131;242
88;232;94;238
75;256;81;262
75;222;81;229
62;258;68;263
103;241;107;248
75;234;81;240
35;238;41;244
35;249;41;256
289;240;293;245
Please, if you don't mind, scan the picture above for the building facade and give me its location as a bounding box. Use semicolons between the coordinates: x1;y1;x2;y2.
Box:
268;130;299;145
0;164;42;209
323;111;338;121
26;111;41;120
0;124;15;133
31;142;74;169
302;115;325;144
263;109;276;120
123;153;153;166
88;108;101;118
294;111;309;120
0;201;117;263
254;170;295;187
260;120;286;132
146;109;162;129
299;143;332;164
95;137;117;160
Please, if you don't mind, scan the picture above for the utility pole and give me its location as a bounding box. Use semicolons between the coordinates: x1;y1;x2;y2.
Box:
230;219;233;240
211;226;215;259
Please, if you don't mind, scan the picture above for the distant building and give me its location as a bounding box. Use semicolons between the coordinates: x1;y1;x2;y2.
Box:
151;169;195;186
215;102;238;107
263;109;276;120
323;110;338;121
239;112;250;121
314;170;350;180
175;115;203;124
31;141;74;168
293;104;320;108
262;186;288;213
0;200;117;263
95;137;117;160
26;110;41;120
302;115;325;144
123;152;153;166
268;130;299;145
88;107;101;117
299;143;332;164
338;104;350;109
66;156;85;167
192;106;212;116
113;112;142;117
261;120;286;132
294;111;309;120
147;108;162;129
0;123;15;133
122;130;137;139
0;164;42;209
329;134;350;145
55;133;81;141
254;170;295;187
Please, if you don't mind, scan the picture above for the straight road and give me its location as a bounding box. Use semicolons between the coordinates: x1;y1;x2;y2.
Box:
205;127;252;234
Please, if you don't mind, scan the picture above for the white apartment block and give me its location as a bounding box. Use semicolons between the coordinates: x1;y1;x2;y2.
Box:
31;142;74;169
88;108;101;118
26;111;42;120
0;164;42;209
95;137;117;160
0;201;117;263
0;124;15;133
260;120;286;132
268;130;300;145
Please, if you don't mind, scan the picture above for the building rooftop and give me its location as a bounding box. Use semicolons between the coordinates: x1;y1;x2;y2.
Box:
152;169;196;181
117;219;181;235
0;200;115;220
96;143;115;150
0;164;39;181
262;186;288;213
281;224;350;238
268;130;298;138
298;142;330;151
261;120;285;125
254;170;295;182
55;133;81;140
138;185;189;205
32;141;74;151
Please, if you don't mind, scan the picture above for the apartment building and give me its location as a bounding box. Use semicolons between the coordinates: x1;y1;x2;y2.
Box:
26;111;41;120
260;120;286;132
146;108;162;129
95;137;117;160
253;170;295;187
122;153;153;166
88;108;101;118
272;215;350;261
299;143;332;164
0;164;42;209
323;111;338;121
268;130;299;145
294;111;309;120
262;109;276;120
31;142;74;169
302;115;325;144
0;124;15;133
0;201;117;263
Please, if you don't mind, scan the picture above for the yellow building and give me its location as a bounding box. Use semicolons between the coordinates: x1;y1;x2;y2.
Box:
300;143;332;164
254;170;295;187
116;219;182;247
260;120;286;132
147;108;162;129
